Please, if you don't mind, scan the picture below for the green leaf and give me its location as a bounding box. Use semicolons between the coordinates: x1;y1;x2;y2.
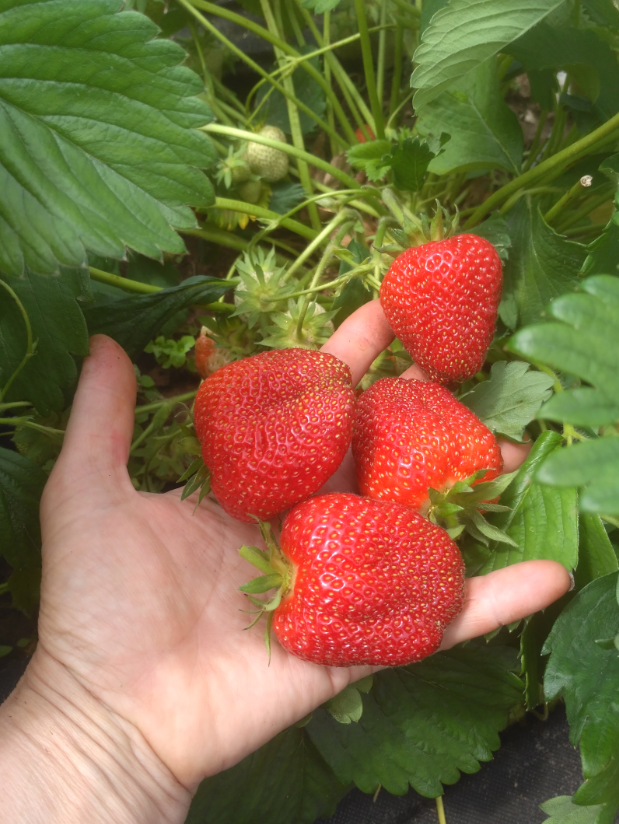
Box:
420;0;450;36
540;795;604;824
238;573;282;594
307;643;523;797
582;0;619;30
417;60;523;175
507;23;619;120
535;437;619;515
268;181;307;215
576;514;618;589
0;447;46;610
544;572;619;824
0;0;216;277
186;726;349;824
502;198;586;328
347;140;393;182
82;276;229;360
332;239;372;329
411;0;565;110
389;137;435;191
582;219;619;278
0;268;90;414
256;47;326;135
461;432;579;575
472;213;512;263
460;361;554;441
300;0;342;11
325;684;365;724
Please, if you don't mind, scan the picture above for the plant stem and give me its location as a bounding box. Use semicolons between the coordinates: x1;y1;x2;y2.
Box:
554;185;615;233
212;195;319;240
389;15;405;120
297;4;374;134
0;401;32;412
186;224;298;260
0;279;36;403
544;176;593;224
376;0;389;117
522;111;549;172
89;267;160;294
463;110;619;228
282;211;353;283
262;0;320;232
204;124;365;193
323;11;337;158
498;186;563;216
135;391;198;416
179;0;343;146
563;221;608;237
354;0;385;139
0;418;64;437
186;0;358;144
436;796;447;824
601;515;619;530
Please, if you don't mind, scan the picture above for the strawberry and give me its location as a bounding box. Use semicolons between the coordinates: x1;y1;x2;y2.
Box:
353;377;503;514
247;125;289;183
380;234;502;384
194;327;232;379
193;349;355;522
354;124;375;143
242;493;465;667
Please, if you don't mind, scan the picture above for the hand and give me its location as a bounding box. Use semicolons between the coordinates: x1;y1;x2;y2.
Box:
4;301;570;814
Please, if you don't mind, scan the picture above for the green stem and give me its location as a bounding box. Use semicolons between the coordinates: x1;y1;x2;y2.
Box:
544;176;594;224
205;125;365;193
555;185;615;233
323;11;337;159
187;0;357;144
463;110;619;228
389;15;405;120
261;0;320;233
354;0;385;139
0;418;64;437
0;279;35;403
562;221;608;237
179;0;343;145
601;515;619;530
212;195;318;240
0;401;32;412
522;111;549;172
498;186;563;216
186;224;299;260
89;267;160;294
282;211;353;283
389;0;421;17
135;391;197;416
436;796;447;824
284;267;370;299
376;0;389;117
297;4;374;135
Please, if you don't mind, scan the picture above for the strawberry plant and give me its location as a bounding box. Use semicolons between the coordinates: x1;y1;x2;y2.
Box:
2;0;619;821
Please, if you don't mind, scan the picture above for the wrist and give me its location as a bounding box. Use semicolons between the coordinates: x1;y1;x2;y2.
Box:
0;650;190;824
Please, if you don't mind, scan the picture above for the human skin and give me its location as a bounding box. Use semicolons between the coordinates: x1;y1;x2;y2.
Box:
0;300;570;824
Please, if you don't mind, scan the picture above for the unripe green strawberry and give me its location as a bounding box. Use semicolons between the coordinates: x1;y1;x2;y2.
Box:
267;493;465;667
238;179;263;204
247;125;289;183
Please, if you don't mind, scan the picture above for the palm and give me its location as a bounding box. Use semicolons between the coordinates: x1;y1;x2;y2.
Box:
35;300;570;789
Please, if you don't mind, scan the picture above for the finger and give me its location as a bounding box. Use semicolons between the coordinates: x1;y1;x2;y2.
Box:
400;363;429;381
321;299;394;386
499;437;532;473
49;335;137;494
440;560;571;649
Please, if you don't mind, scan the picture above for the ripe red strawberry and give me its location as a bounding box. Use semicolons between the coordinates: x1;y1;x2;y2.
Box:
269;493;465;666
380;235;502;384
353;378;503;513
193;349;355;522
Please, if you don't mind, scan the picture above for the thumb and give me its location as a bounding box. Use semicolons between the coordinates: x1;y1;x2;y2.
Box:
45;335;137;507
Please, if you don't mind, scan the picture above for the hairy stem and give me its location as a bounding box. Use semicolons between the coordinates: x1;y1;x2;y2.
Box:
212;195;319;240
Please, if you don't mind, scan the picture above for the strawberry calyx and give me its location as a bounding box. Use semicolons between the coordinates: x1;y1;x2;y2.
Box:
238;521;294;660
177;430;212;509
426;470;518;547
380;188;460;252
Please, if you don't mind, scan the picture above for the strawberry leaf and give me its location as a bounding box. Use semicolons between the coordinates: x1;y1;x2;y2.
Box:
0;448;47;612
540;796;603;823
82;276;229;360
186;725;349;824
347;141;393;182
307;642;523;797
324;685;365;725
501;199;586;329
461;432;578;575
0;268;90;414
0;0;216;277
543;573;619;824
411;0;565;110
460;361;554;442
417;60;523;175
